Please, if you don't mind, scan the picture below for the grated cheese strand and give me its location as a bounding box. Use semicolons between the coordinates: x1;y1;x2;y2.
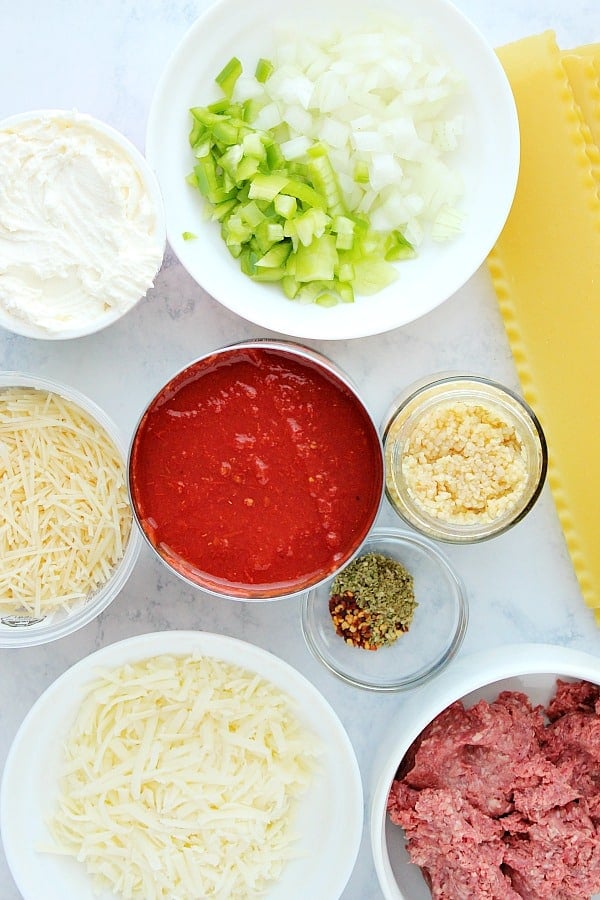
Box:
44;654;320;899
0;386;132;617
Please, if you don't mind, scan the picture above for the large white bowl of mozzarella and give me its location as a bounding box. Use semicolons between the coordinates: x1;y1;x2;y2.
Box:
0;630;363;899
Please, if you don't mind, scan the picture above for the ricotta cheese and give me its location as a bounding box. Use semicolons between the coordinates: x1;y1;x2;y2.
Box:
0;111;164;333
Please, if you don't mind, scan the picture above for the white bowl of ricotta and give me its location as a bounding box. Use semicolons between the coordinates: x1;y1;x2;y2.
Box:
0;109;166;339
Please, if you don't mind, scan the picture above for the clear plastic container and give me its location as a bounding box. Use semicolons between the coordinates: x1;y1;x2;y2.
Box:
382;373;548;543
0;372;141;647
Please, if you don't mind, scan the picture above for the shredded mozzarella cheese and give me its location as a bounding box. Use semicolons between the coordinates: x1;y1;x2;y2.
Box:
45;654;320;899
0;386;131;617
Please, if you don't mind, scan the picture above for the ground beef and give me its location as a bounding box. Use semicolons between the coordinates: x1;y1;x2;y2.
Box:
546;679;600;722
387;679;600;899
404;692;546;817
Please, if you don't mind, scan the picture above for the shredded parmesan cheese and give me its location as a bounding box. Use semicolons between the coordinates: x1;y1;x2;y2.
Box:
45;654;320;899
0;386;132;617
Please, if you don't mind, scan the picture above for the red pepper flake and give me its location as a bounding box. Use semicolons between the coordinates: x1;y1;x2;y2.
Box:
328;590;380;651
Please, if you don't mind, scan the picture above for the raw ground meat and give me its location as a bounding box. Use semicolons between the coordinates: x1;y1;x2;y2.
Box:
387;679;600;899
546;680;600;722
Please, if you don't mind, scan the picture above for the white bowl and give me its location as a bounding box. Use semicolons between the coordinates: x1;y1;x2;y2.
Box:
0;372;141;647
146;0;519;340
1;630;363;900
0;109;166;339
369;643;600;900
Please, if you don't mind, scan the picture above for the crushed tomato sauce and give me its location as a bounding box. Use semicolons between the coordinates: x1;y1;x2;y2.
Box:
129;347;383;596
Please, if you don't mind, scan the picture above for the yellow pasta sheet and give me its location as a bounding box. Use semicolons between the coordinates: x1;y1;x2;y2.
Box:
488;31;600;620
561;48;600;185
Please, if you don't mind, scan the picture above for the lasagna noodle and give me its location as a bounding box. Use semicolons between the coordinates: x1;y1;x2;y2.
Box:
560;49;600;186
488;32;600;620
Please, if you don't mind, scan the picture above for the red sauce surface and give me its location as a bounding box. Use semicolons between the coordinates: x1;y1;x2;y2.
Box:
129;347;383;597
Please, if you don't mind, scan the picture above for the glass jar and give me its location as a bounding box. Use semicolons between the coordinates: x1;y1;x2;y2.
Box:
382;373;548;543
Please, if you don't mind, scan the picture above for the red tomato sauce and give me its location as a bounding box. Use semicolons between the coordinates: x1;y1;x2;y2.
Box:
129;346;383;597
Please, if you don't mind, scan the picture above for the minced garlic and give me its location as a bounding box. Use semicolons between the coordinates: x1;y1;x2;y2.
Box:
399;401;528;524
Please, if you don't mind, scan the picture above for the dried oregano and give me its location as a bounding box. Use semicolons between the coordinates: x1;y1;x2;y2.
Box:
329;552;417;650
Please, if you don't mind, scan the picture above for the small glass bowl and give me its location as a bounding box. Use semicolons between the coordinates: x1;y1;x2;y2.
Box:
382;374;548;543
0;372;141;648
301;527;467;692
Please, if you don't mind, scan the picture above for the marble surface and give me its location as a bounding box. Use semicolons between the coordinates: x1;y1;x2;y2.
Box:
1;2;599;898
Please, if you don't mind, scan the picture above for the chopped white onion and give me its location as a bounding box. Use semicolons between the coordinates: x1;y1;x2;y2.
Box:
238;20;465;245
280;135;312;160
319;118;349;149
282;104;313;135
251;101;282;131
